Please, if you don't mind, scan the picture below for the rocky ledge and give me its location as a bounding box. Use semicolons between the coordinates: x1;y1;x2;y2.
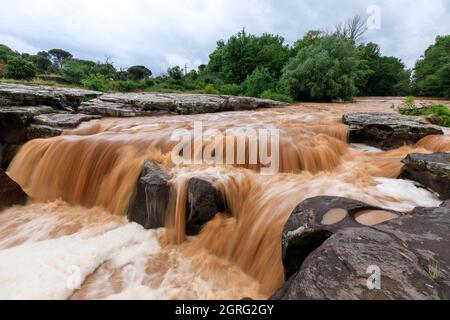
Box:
0;84;286;169
0;83;101;111
272;196;449;300
401;153;450;200
342;112;443;150
78;92;287;117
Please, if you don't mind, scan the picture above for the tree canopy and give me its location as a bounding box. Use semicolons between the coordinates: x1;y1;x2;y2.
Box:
414;35;450;98
207;29;289;84
0;18;446;100
280;35;364;101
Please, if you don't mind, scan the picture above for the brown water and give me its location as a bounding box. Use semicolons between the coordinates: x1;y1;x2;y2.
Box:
1;99;449;299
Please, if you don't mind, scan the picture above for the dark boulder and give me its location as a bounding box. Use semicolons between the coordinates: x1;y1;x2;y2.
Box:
342;112;443;150
400;153;450;200
127;161;173;229
186;177;227;235
281;196;400;280
0;169;28;211
272;205;449;300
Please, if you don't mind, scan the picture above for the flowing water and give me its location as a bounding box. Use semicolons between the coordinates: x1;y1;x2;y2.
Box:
1;99;449;299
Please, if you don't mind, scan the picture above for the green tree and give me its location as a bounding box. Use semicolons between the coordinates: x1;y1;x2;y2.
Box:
0;44;17;63
207;29;289;84
290;30;322;57
48;48;73;71
280;35;365;101
5;56;37;80
61;60;94;84
127;65;152;80
167;66;184;81
414;35;450;97
29;51;53;74
243;67;275;97
357;43;411;96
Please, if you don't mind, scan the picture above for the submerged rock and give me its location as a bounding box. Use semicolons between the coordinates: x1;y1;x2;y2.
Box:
78;93;287;117
272;203;450;300
342;112;443;150
0;83;101;111
400;153;450;200
186;177;227;235
128;161;172;229
280;196;399;280
0;169;28;211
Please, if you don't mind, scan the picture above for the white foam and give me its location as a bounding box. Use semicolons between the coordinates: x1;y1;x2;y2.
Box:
0;223;160;300
350;143;383;153
372;178;442;210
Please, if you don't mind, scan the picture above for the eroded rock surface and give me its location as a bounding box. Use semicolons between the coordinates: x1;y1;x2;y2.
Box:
280;196;400;280
273;202;449;300
342;112;443;149
0;83;101;111
401;153;450;200
78;93;287;117
32;113;101;128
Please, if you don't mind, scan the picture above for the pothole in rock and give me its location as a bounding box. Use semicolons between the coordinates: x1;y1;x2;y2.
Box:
354;209;398;226
321;208;348;225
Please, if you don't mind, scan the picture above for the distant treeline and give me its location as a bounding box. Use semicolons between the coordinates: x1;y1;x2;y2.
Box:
0;16;448;101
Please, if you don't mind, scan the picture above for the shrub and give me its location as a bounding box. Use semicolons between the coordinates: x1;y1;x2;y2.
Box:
111;79;154;92
259;90;294;103
5;56;36;80
397;101;450;128
62;60;91;84
81;74;111;92
202;84;220;94
220;83;242;96
243;67;275;97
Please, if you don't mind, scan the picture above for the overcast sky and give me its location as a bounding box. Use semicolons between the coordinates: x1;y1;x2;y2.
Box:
1;0;449;74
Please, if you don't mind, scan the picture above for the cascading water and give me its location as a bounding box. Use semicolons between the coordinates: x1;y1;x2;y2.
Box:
1;101;448;299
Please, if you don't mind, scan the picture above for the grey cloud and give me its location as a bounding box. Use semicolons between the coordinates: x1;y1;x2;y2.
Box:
0;0;449;72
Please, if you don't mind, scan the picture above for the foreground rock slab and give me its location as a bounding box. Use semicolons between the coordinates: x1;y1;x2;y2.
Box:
280;196;400;280
0;169;28;211
79;93;287;117
401;153;450;200
272;205;449;300
342;112;443;150
0;83;101;111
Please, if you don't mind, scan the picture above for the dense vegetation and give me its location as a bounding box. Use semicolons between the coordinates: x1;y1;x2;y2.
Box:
0;17;449;102
396;97;450;127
